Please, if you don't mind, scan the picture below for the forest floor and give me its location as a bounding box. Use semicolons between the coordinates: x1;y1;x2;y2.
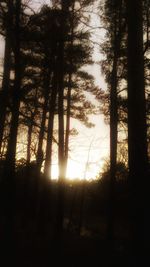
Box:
15;225;131;267
0;173;131;266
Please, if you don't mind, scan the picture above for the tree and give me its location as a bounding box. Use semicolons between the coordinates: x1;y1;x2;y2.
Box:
0;0;13;152
99;0;126;242
1;0;22;263
127;0;149;265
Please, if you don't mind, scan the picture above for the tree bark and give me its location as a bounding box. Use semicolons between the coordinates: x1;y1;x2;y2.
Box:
36;97;48;171
36;66;51;173
5;0;21;170
127;0;149;265
2;0;21;264
0;1;12;152
44;62;58;178
107;0;123;242
64;1;75;177
52;1;68;259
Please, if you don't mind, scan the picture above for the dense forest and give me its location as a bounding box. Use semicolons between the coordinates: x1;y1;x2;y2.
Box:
0;0;149;266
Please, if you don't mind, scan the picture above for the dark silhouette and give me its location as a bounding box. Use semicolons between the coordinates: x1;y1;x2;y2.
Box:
127;0;149;265
0;0;149;266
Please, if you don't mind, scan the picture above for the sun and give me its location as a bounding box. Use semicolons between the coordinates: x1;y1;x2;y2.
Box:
51;158;101;181
51;160;83;180
66;160;85;180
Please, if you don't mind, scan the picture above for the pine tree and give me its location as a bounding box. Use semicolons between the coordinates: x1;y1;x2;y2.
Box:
127;0;149;265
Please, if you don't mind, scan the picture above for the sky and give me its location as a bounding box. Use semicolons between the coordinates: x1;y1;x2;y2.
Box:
0;0;109;180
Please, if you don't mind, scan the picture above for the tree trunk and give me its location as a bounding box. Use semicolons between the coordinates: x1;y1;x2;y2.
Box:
27;117;33;164
64;1;75;176
64;72;72;175
2;0;21;264
36;96;48;171
36;63;52;228
56;34;65;242
38;69;57;229
0;1;12;152
127;0;149;265
5;0;21;170
107;0;123;242
108;49;118;242
52;2;68;260
27;90;38;164
44;64;58;178
36;62;52;173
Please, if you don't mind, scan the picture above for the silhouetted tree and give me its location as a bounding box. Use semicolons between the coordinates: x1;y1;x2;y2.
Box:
1;0;22;264
99;0;126;242
127;0;149;265
0;0;13;152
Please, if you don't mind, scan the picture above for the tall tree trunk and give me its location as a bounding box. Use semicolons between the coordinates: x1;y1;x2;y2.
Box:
127;0;148;265
39;71;57;227
26;113;34;164
44;64;58;178
56;27;65;242
108;49;118;242
64;73;72;174
36;95;48;171
2;0;21;264
26;121;32;164
5;0;21;170
52;1;68;260
36;66;52;228
27;90;38;164
64;1;75;178
37;58;58;230
0;1;12;152
36;62;52;173
107;0;123;242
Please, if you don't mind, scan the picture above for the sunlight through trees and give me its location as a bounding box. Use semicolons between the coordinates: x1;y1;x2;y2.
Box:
0;0;149;266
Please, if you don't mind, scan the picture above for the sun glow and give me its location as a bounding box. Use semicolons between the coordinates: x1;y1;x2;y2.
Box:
51;121;109;181
51;157;106;181
51;160;83;180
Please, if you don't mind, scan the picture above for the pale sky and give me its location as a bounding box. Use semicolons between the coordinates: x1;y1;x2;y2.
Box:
0;0;109;180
